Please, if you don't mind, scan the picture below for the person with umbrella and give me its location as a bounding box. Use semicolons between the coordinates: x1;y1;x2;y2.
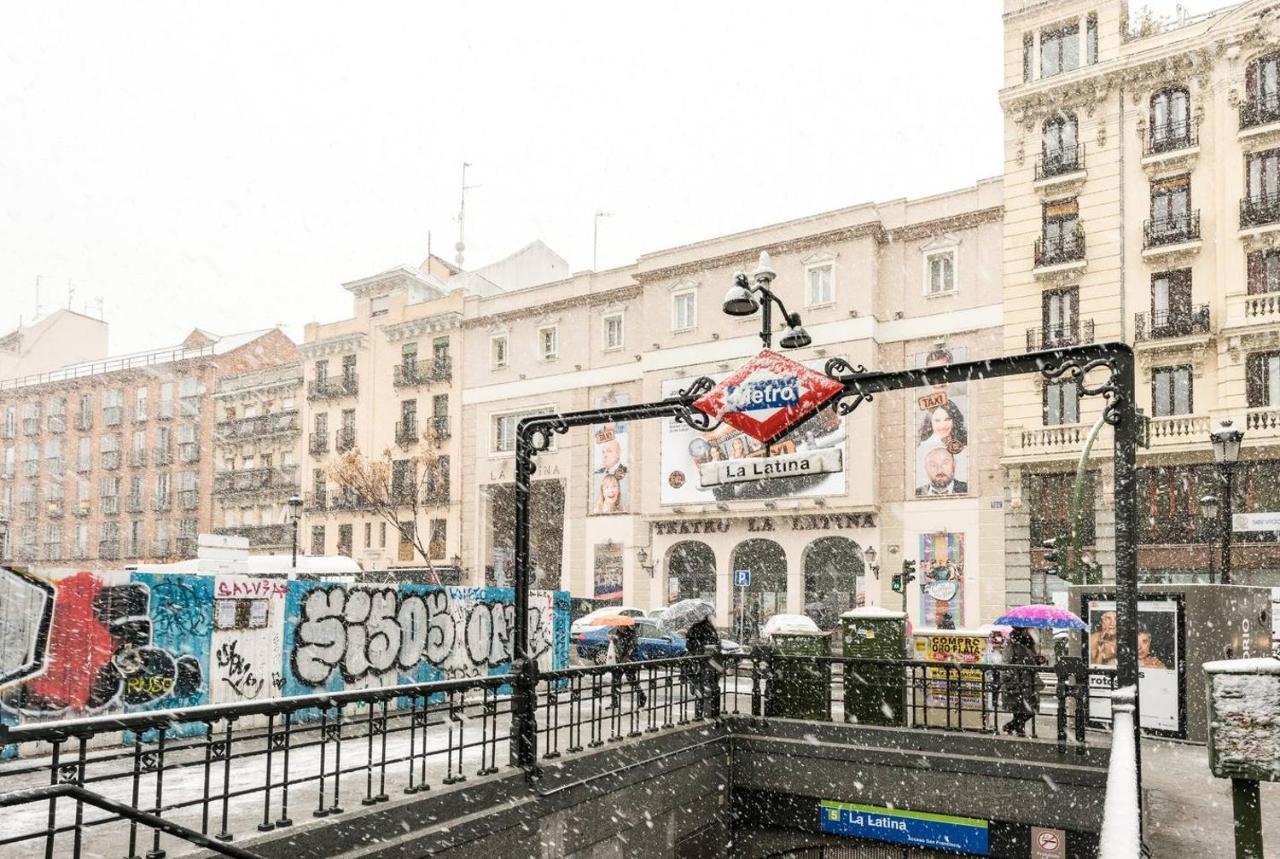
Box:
662;599;719;717
608;618;646;708
1000;626;1044;736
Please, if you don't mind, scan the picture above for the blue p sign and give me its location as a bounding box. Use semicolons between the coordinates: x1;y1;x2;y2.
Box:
734;569;751;587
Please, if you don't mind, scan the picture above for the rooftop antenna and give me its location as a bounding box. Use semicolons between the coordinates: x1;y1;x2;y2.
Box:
34;275;42;319
94;296;104;319
67;279;75;310
593;210;614;271
455;162;479;269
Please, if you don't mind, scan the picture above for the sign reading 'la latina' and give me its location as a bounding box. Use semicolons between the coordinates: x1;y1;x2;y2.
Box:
693;350;845;444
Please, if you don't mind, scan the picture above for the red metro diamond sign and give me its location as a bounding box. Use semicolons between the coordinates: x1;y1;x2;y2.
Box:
693;350;845;445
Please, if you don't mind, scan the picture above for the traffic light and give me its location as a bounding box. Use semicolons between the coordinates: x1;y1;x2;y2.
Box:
1043;537;1071;582
891;573;903;593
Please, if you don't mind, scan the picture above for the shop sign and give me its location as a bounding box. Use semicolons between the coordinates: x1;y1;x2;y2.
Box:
699;448;842;487
818;800;989;855
1233;511;1280;532
693;350;844;444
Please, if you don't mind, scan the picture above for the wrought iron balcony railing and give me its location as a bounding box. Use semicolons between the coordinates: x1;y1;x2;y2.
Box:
305;490;327;511
97;540;120;560
307;375;358;401
335;427;356;453
153;445;173;466
1239;92;1280;129
1034;143;1084;180
214;409;300;440
1034;226;1086;267
431;416;451;442
1135;305;1211;341
395;420;418;445
21;417;40;436
308;432;329;455
1144;121;1196;156
213;524;293;547
213;467;300;496
1241;191;1280;229
75;412;93;431
152;495;171;512
1026;319;1095;351
393;358;452;387
128;449;148;468
1143;211;1200;248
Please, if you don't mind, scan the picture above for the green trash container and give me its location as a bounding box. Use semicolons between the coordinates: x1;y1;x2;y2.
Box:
764;631;831;720
840;607;907;726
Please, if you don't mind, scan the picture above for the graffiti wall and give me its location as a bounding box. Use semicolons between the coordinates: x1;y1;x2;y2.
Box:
0;566;570;733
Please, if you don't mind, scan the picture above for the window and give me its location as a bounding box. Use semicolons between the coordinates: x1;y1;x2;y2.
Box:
314;412;328;435
1086;14;1098;65
1150;88;1190;151
806;264;834;306
1150;175;1190;236
1040;198;1081;262
1152;366;1193;416
310;525;326;556
337;524;353;557
925;251;955;295
492;407;553;454
433;337;449;366
1043;286;1078;344
432;394;449;418
134;387;148;421
1247;249;1280;294
1149;269;1193;335
370;294;390;317
1246;352;1280;408
379;521;387;548
314;359;329;383
1245;53;1280;125
672;290;697;331
1041;112;1078;172
1043;378;1081;426
491;335;509;369
1040;22;1079;78
603;313;624;350
398;521;415;563
158;383;174;419
538;326;559;360
364;522;372;548
341;355;357;386
429;519;446;560
1246;148;1280;204
1027;471;1096;546
1023;32;1034;83
391;459;413;502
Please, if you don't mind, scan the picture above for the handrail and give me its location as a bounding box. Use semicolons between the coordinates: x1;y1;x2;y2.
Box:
0;784;265;859
1098;686;1142;857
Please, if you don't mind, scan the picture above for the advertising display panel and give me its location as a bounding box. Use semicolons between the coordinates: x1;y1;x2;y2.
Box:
1085;596;1183;734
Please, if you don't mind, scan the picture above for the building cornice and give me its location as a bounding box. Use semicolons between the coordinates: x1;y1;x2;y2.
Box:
885;207;1004;243
381;312;464;343
299;331;368;359
462;284;642;329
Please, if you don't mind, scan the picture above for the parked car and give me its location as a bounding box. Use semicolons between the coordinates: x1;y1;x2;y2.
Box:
570;606;645;638
576;618;686;664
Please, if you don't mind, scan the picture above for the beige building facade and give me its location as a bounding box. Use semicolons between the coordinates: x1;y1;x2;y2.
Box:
1000;0;1280;596
459;182;1007;629
0;309;108;383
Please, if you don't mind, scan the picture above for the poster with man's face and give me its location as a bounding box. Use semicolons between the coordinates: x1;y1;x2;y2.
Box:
910;346;970;497
590;391;630;515
1086;598;1181;733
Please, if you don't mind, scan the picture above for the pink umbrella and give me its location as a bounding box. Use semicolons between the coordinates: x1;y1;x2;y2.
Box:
994;604;1087;630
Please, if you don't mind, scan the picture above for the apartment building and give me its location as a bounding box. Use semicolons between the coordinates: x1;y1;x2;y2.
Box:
0;327;297;567
1000;0;1280;598
0;308;108;381
459;182;1006;629
300;261;466;576
211;360;304;554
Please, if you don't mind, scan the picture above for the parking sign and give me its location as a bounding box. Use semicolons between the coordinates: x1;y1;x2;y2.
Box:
735;569;751;587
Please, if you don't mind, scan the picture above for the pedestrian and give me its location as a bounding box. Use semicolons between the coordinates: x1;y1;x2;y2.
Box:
609;623;646;708
685;614;720;718
1000;627;1045;737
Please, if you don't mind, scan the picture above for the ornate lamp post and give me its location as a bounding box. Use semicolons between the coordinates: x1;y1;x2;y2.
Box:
862;545;879;580
288;495;303;571
1199;494;1219;584
1208;420;1244;585
722;251;812;349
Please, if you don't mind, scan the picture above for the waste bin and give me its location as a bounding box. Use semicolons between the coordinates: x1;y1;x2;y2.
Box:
840;607;907;726
763;631;831;720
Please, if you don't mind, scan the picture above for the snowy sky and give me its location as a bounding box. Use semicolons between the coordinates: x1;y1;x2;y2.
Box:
0;0;1232;353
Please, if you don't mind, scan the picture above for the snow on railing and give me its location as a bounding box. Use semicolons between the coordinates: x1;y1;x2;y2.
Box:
1099;685;1142;859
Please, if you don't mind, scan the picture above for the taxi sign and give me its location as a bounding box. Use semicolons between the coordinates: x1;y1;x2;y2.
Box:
692;350;845;444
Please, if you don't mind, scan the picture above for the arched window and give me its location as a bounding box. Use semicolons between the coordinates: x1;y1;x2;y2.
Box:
1149;88;1190;152
730;539;788;642
665;541;716;606
801;537;863;630
1244;53;1280;128
1040;113;1079;176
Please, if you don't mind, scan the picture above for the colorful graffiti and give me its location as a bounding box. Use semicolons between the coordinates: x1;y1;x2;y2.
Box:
0;566;570;731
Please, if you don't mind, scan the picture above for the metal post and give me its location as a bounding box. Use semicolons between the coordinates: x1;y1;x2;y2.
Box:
1221;464;1235;585
291;517;299;569
759;291;772;349
1110;348;1144;830
1231;778;1265;859
511;425;538;769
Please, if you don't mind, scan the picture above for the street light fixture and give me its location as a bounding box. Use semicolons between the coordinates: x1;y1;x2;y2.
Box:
862;545;880;580
1199;494;1219;584
722;251;811;350
288;495;303;571
1207;419;1244;585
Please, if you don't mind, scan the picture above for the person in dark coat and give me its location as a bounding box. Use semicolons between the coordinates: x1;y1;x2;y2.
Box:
609;624;646;708
1001;627;1044;736
685;615;720;717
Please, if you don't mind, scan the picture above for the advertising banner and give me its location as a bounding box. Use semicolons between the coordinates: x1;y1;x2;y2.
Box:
589;391;630;515
819;800;989;855
919;532;965;628
912;630;988;710
909;346;970;497
660;363;847;505
592;542;624;604
1086;597;1181;733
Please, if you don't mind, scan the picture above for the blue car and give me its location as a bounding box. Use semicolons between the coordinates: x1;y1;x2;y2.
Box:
574;619;687;664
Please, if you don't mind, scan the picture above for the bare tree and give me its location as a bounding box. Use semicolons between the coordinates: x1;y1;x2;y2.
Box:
326;426;450;584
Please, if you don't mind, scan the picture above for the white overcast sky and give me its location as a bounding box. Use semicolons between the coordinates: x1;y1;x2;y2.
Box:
0;0;1229;353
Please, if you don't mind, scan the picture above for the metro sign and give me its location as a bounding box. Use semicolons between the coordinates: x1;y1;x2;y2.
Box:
693;350;845;444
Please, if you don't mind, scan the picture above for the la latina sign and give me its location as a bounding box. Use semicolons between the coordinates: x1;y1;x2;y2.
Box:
700;447;843;488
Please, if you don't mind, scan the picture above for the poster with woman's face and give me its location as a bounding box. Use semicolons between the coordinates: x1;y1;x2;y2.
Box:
1086;598;1181;733
911;346;970;497
590;392;630;515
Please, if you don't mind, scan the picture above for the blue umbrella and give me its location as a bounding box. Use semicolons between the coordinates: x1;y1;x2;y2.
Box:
993;604;1087;630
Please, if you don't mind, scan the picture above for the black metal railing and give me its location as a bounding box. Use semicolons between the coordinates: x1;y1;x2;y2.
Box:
213;524;293;547
1239;92;1280;129
306;376;358;401
1143;211;1200;247
1026;318;1095;351
1145;121;1196;156
1034;226;1086;267
393;358;452;388
395;420;418;445
304;490;327;511
215;410;300;441
335;427;356;453
1240;191;1280;228
430;416;451;442
1034;143;1084;180
308;432;329;455
1135;304;1211;340
213;468;300;496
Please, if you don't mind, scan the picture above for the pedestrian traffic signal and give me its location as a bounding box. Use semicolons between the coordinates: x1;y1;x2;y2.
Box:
891;573;903;593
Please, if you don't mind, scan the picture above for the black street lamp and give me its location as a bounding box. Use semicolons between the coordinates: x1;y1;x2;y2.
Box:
288;495;303;570
1199;494;1219;584
862;545;879;580
722;251;812;350
1208;419;1244;585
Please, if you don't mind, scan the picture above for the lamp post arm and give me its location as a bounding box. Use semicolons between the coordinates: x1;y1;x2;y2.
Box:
751;285;799;349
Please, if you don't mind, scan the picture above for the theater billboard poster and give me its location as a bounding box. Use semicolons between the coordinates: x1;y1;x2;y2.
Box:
909;345;970;498
589;391;631;516
660;365;847;505
1085;597;1182;734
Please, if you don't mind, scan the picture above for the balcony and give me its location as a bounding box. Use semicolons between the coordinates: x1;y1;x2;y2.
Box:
127;496;144;514
47;415;65;434
1147;413;1210;446
101;451;121;470
22;460;39;478
151;538;170;557
214;410;300;441
1225;291;1280;331
330;492;369;511
154;445;174;466
1142;212;1200;255
1135;305;1211;342
75;412;93;431
132;407;148;423
98;540;120;560
395;420;418;446
0;425;13;439
1143;121;1197;158
101;496;119;516
430;416;451;442
1004;423;1089;458
1240;192;1280;230
103;406;122;427
309;432;330;456
307;375;358;401
1025;319;1095;352
1239;93;1280;131
393;358;452;388
178;490;200;510
152;495;172;512
1033;227;1086;271
214;524;293;549
73;501;91;518
45;458;64;477
45;499;63;518
424;486;451;505
129;449;148;468
176;536;196;558
305;490;328;511
178;442;200;464
21;417;40;436
76;455;91;473
213;467;300;497
1033;144;1085;185
335;427;356;453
